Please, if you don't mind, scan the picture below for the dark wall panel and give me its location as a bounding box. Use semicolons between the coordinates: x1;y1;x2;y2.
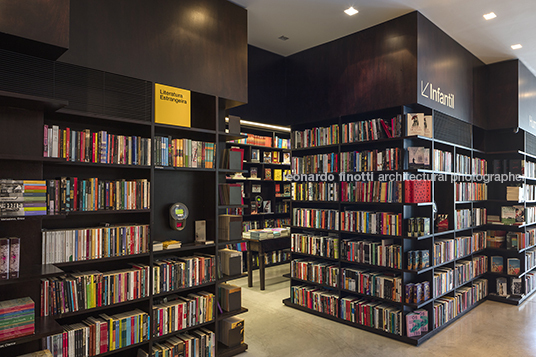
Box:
518;61;536;135
285;12;418;124
416;13;484;123
230;45;286;124
0;0;69;59
486;60;519;130
59;0;247;103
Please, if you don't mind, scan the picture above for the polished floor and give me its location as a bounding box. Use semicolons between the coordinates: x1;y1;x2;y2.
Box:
232;264;536;357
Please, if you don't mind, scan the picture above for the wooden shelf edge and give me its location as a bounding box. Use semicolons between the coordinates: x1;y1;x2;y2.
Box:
217;307;248;321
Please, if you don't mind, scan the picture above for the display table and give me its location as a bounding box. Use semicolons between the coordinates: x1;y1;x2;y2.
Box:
247;236;291;290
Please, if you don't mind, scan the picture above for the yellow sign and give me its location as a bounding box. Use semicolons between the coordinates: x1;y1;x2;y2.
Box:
154;83;191;127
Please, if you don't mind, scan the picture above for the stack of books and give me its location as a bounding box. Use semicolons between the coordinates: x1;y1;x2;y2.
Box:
0;297;35;342
0;179;47;216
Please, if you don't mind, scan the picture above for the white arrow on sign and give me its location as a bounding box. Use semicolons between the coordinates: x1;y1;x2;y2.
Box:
421;81;429;98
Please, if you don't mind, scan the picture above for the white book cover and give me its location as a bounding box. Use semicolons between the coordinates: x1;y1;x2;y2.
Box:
407;113;425;136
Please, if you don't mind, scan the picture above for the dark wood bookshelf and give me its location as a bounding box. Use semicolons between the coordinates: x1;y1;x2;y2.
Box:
0;264;64;286
218;342;249;357
97;341;150;357
152;281;216;298
217;307;248;320
154;165;216;172
53;252;151;267
51;296;151;319
0;317;63;349
291;276;338;290
151;319;216;342
42;158;152;169
56;108;151;126
153;242;216;255
0;90;68;112
291;251;339;262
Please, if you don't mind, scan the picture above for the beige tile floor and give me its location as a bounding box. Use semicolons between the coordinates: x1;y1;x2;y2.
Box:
232;264;536;357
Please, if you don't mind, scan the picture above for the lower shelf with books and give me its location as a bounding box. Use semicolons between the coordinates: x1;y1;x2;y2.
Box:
0;317;63;349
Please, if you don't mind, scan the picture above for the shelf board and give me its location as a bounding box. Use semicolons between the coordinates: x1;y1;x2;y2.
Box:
340;201;432;206
218;273;247;283
227;142;289;151
154;166;215;172
282;298;420;345
153;281;216;298
290;226;339;233
218;239;249;246
154;242;216;255
0;90;68;112
52;296;150;319
218;342;248;357
0;316;63;349
152;320;216;342
282;273;291;278
218;205;247;209
56;108;151;126
291;276;338;290
43;209;151;217
54;253;150;267
339;288;406;307
217;307;248;321
291;200;339;204
154;123;216;134
42;158;151;169
0;154;49;162
339;137;403;147
220;132;247;141
291;251;339;262
0;264;63;286
340;259;407;273
219;169;248;173
487;288;536;305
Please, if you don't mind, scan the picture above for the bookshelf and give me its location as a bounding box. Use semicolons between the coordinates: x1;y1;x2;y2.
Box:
283;105;497;345
223;123;292;273
0;73;246;356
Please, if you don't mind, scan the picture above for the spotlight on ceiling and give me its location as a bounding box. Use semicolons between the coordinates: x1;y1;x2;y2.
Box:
344;7;358;16
278;35;289;41
483;12;497;20
511;44;523;50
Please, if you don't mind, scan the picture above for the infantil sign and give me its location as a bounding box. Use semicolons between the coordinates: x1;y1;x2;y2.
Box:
420;81;455;109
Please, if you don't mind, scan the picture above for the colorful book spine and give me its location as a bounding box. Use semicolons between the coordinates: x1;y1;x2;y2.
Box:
0;297;35;342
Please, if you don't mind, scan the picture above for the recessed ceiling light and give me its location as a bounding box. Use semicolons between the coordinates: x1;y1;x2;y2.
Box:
344;7;358;16
278;35;289;41
483;12;497;20
511;44;523;50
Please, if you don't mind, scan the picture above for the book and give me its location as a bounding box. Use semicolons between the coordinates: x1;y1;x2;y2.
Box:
263;151;272;163
8;238;20;279
497;277;508;296
507;258;520;275
513;205;525;224
263;201;271;213
407;113;425;136
264;168;272;180
407;147;430;169
511;277;522;295
491;256;503;273
0;238;8;280
252;184;261;193
274;169;282;181
272;151;279;163
251;149;260;163
250;167;259;179
283;152;291;165
501;206;516;225
423;115;433;138
406;313;421;337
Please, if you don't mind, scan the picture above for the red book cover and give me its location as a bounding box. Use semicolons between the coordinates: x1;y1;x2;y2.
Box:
405;180;431;203
65;127;70;161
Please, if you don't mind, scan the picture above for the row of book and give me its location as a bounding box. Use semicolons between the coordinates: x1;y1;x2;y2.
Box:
291;153;339;174
43;309;150;355
0;237;20;279
154;136;216;168
407;217;431;237
490;256;521;275
0;297;34;342
0;180;46;216
472;157;488;175
254;250;291;267
405;281;431;304
340;210;402;236
496;276;523;296
230;133;282;148
407;250;430;271
486;229;536;250
47;177;150;213
41;224;149;265
341;116;403;143
291;259;339;288
274;135;291;149
290;285;339;317
153;292;214;337
291;233;339;259
41;265;150;316
342;294;405;336
433;236;481;266
340;181;403;203
292;208;339;231
143;327;216;357
292;124;339;149
433;267;454;297
290;182;339;201
455;208;487;230
433;149;453;172
433;279;488;329
452;232;487;259
44;125;151;166
275;183;291;197
526;272;536;296
455;256;488;286
339;148;401;172
526;247;536;272
491;159;523;175
341;239;402;269
274;202;290;214
455;182;488;201
525;160;536;178
264;218;291;229
153;255;216;295
341;268;402;303
455;154;471;175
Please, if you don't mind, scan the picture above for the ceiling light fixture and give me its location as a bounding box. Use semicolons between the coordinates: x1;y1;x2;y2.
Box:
511;44;523;50
278;35;289;41
483;12;497;20
344;7;358;16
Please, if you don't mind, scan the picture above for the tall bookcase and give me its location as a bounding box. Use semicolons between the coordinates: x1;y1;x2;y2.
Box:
283;104;497;346
0;59;247;356
224;125;292;271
